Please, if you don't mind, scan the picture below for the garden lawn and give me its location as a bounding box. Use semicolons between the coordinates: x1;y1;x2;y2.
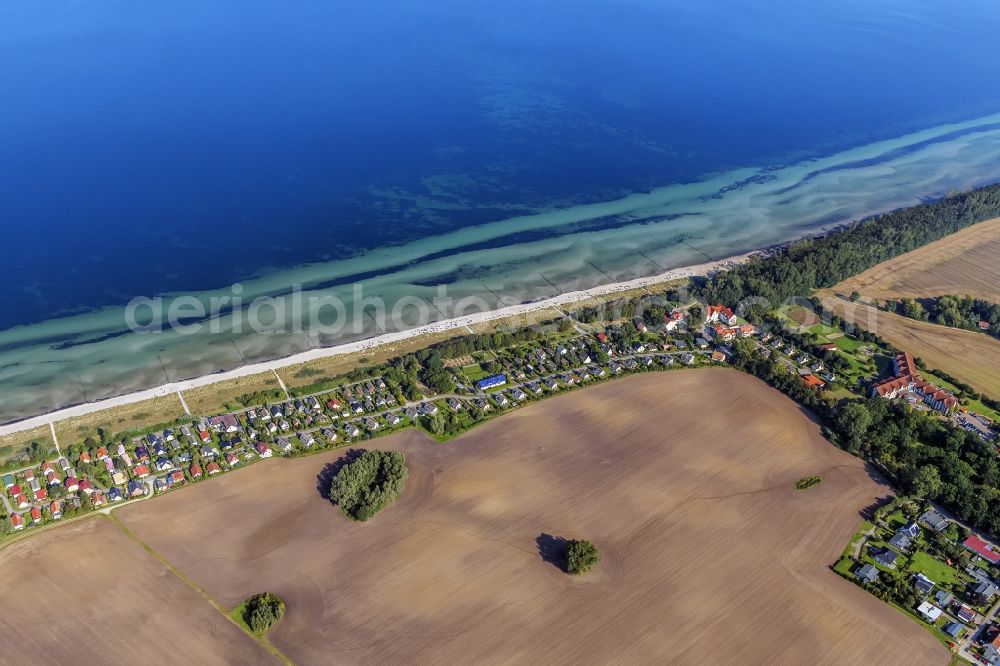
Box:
908;551;967;585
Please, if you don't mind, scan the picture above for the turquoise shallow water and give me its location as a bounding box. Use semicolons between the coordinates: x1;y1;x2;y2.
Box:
2;0;1000;420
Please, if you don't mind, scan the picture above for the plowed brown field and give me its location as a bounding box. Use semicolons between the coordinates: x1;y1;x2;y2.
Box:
103;369;946;664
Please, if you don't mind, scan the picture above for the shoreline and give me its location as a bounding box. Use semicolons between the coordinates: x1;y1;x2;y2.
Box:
0;250;758;437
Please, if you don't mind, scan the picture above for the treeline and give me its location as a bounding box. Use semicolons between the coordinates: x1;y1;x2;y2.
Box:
888;295;999;339
699;183;1000;309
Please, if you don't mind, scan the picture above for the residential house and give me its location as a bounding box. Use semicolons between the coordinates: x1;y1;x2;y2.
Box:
344;424;361;438
127;480;145;497
916;601;942;622
855;563;879;583
255;443;273;458
957;604;977;623
208;414;240;433
91;492;107;508
64;477;79;493
30;507;42;524
914;573;934;595
965;535;1000;565
225;452;240;466
134;464;151;479
10;513;25;530
973;581;999;604
206;462;222;475
299;432;317;447
934;590;954;607
873;547;898;568
888;530;912;552
920;509;949;532
276;438;294;453
322;428;338;442
705;305;736;325
190;464;203;479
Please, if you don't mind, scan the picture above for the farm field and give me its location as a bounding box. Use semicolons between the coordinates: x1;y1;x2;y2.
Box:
832;216;1000;304
0;518;273;664
108;370;946;664
819;295;1000;399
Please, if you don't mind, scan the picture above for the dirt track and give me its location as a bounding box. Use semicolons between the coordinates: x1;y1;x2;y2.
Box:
106;369;946;665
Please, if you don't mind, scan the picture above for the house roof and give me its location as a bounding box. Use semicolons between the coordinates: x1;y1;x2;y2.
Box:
875;548;898;565
964;534;1000;564
801;374;825;388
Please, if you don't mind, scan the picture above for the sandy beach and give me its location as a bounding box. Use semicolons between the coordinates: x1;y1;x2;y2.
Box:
0;251;753;438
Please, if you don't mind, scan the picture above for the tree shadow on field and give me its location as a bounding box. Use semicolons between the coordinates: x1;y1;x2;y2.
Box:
316;449;366;500
536;533;568;573
859;494;895;521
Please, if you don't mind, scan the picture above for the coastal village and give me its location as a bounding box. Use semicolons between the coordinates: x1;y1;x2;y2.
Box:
2;294;999;662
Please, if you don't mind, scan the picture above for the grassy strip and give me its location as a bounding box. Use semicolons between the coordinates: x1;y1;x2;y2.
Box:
105;514;293;665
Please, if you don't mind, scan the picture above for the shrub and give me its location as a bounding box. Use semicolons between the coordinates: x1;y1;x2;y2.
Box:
242;593;284;635
566;539;600;575
329;450;408;521
795;475;823;490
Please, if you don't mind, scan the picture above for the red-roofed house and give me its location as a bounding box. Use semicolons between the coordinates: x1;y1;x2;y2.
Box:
49;501;63;519
79;450;92;464
10;513;24;530
96;447;109;460
78;479;94;494
91;492;107;508
64;477;79;492
34;488;47;501
705;305;736;324
711;325;739;341
170;470;185;485
596;332;609;343
225;452;239;466
206;462;222;475
134;464;151;479
198;430;212;443
15;493;29;509
9;483;21;496
190;464;203;479
964;534;1000;565
802;374;826;389
980;321;991;331
30;507;42;524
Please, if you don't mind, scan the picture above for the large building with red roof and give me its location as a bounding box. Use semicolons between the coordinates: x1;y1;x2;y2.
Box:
964;534;1000;565
870;352;958;413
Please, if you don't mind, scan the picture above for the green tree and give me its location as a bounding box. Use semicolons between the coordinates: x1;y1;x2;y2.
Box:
910;465;943;500
328;450;409;521
242;593;284;635
566;539;600;575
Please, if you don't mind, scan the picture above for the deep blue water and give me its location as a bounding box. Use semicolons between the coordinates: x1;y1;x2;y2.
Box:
3;0;1000;330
